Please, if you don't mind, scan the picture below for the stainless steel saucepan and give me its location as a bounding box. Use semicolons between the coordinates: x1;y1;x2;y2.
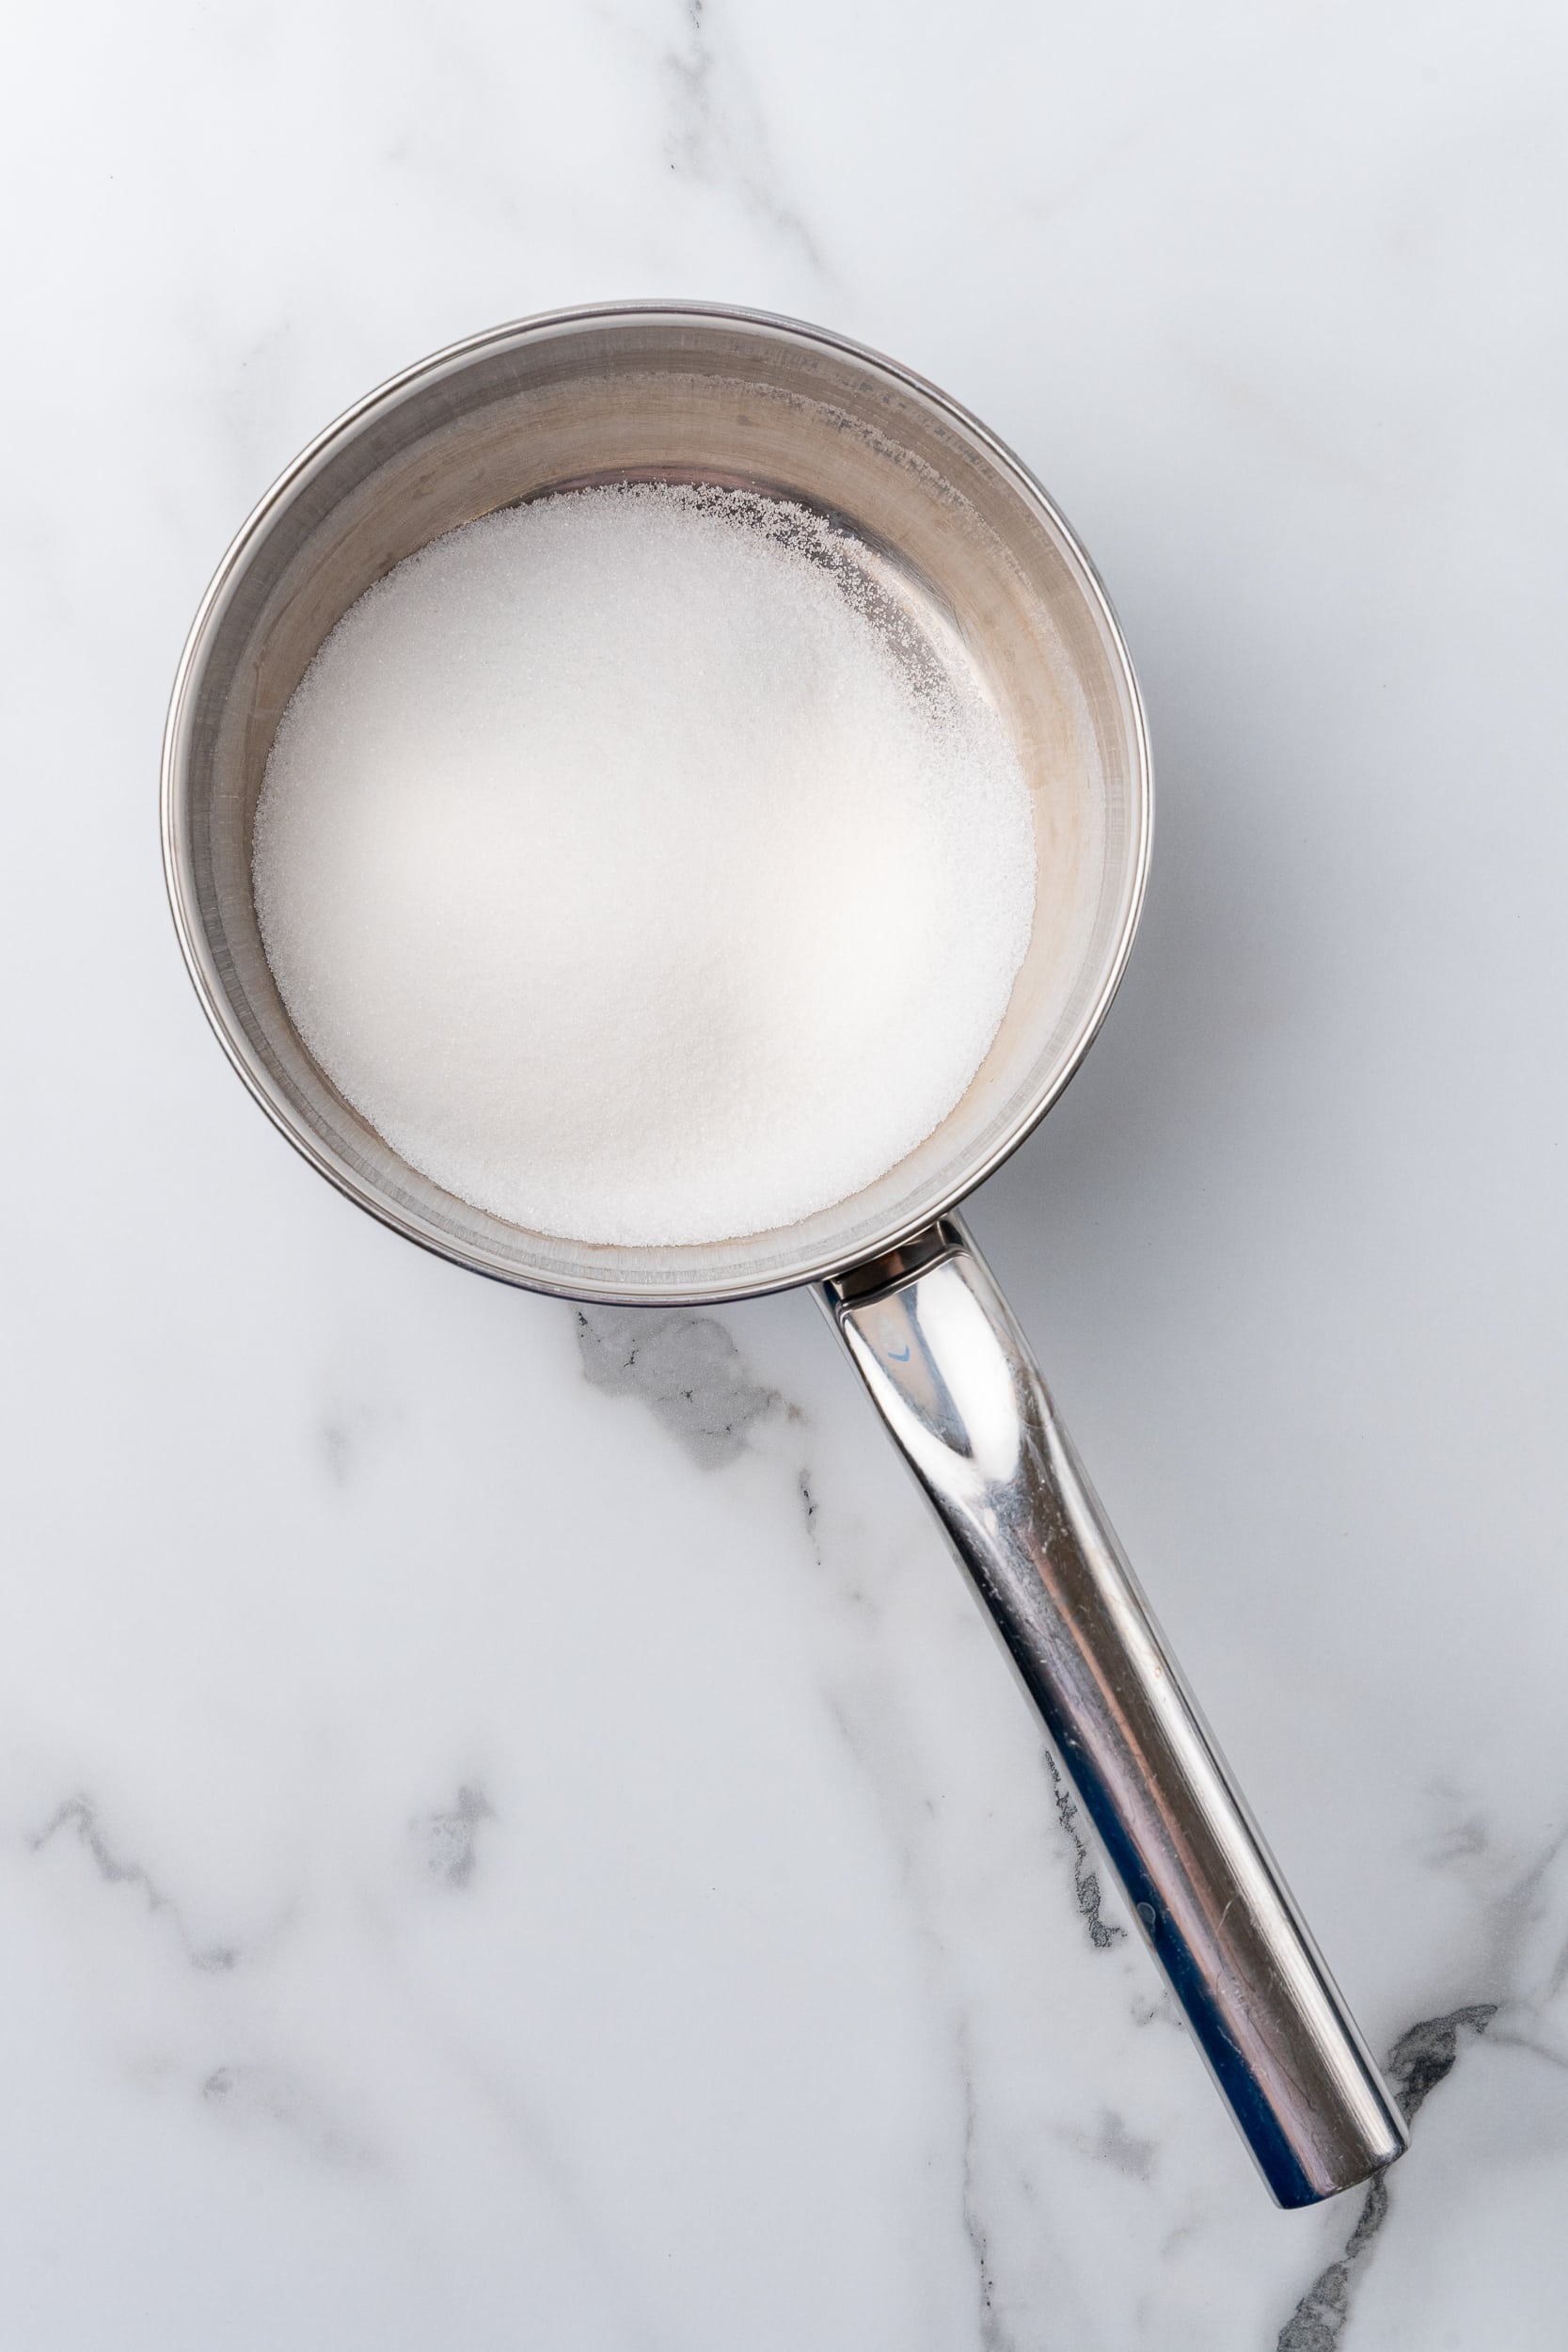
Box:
162;301;1407;2205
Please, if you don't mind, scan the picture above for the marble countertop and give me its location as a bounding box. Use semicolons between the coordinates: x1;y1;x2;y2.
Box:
6;1;1567;2344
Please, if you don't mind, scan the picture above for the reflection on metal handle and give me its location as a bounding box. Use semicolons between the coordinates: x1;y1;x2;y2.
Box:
821;1214;1408;2207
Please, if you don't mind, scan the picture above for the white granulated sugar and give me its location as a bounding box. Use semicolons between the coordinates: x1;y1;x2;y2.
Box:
253;484;1036;1247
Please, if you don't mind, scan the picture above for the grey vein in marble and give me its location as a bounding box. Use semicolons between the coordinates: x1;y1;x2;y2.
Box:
797;1468;881;1624
1275;2005;1497;2352
575;1304;775;1465
319;1393;402;1488
1068;2106;1157;2183
203;2063;375;2169
1041;1751;1127;1954
31;1795;241;1973
416;1782;495;1888
958;2047;1016;2352
662;0;829;277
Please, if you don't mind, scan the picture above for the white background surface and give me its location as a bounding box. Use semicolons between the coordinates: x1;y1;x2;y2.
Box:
4;3;1567;2345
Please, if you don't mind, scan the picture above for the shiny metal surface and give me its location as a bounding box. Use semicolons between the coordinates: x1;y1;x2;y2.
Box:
164;303;1403;2202
824;1215;1410;2206
162;302;1148;1305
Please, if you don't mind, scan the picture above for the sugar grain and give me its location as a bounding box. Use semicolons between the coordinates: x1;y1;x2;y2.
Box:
253;485;1036;1246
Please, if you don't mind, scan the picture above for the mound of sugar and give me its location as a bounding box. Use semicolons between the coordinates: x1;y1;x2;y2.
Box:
253;484;1036;1248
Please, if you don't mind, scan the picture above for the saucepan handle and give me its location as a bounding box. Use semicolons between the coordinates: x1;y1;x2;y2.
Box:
819;1212;1407;2206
